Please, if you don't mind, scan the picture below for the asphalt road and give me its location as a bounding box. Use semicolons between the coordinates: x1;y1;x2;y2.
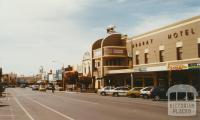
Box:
0;88;199;120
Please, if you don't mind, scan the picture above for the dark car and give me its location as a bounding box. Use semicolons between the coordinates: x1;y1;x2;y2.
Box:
47;84;53;90
0;83;6;96
20;84;26;88
150;86;168;101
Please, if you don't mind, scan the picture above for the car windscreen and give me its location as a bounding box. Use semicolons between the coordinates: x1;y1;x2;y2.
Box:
143;87;152;91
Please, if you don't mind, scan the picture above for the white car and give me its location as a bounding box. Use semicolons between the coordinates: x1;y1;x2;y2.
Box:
140;86;153;99
112;86;130;97
98;86;115;96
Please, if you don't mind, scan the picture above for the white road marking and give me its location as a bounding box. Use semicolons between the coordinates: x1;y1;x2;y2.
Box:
25;97;75;120
13;96;35;120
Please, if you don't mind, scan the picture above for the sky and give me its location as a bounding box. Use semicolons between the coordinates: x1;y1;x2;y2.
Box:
0;0;200;76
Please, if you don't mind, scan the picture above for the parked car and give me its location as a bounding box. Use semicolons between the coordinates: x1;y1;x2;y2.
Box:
127;87;143;98
39;84;46;91
0;83;6;96
47;84;53;90
9;85;14;88
112;86;130;97
20;84;26;88
97;86;115;96
150;86;168;101
32;84;39;90
140;86;153;99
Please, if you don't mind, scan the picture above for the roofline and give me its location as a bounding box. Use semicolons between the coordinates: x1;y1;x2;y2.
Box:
129;15;200;40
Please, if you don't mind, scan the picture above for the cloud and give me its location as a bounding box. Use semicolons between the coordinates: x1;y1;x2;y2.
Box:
0;0;200;75
0;0;93;75
125;1;200;36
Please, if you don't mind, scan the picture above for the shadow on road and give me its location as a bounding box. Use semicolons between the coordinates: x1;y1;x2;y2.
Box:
0;104;10;107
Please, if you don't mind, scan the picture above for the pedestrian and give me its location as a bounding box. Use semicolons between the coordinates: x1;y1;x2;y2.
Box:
52;84;55;93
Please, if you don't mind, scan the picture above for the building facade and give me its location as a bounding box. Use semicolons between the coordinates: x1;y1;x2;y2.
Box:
91;26;130;90
82;52;91;77
108;16;200;92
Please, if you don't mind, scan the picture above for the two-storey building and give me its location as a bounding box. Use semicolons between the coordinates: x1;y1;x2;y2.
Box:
91;26;130;90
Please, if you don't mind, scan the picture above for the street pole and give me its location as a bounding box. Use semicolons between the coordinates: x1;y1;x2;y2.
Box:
131;73;133;88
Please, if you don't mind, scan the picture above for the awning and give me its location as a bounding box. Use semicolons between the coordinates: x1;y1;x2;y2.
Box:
107;65;168;74
107;69;134;74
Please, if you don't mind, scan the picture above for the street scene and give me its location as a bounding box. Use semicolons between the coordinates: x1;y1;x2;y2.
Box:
0;88;199;120
1;0;200;120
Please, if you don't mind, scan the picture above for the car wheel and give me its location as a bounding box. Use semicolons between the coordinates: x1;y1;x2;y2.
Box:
131;94;136;98
154;95;160;101
143;95;148;99
113;93;118;97
101;92;106;96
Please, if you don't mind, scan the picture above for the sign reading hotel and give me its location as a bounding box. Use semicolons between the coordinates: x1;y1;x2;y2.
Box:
168;28;195;39
168;64;188;71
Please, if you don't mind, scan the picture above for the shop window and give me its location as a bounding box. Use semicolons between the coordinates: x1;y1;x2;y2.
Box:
134;79;143;87
144;53;148;64
198;43;200;58
176;47;183;60
136;55;139;65
159;50;164;62
144;78;154;86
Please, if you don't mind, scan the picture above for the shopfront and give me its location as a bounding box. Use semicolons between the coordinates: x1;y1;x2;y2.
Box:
169;63;200;92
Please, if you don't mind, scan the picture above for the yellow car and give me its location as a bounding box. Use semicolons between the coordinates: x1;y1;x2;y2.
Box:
127;87;143;98
39;85;46;91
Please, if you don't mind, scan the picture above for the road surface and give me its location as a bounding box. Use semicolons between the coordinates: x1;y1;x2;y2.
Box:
0;88;199;120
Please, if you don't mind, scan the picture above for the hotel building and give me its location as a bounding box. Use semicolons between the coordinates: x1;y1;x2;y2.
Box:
110;16;200;92
92;16;200;92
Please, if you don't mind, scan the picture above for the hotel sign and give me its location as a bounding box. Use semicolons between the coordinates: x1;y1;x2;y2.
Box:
168;64;188;71
168;28;195;39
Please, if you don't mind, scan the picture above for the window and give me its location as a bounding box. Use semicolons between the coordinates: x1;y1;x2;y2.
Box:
198;43;200;57
159;50;164;62
84;67;86;74
136;55;139;65
106;60;109;66
144;53;148;64
176;47;183;60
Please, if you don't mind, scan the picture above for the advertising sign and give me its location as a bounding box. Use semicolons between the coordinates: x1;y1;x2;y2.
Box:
168;64;188;70
188;63;200;69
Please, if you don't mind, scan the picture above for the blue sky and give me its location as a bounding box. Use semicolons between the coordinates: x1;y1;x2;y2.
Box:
0;0;200;75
